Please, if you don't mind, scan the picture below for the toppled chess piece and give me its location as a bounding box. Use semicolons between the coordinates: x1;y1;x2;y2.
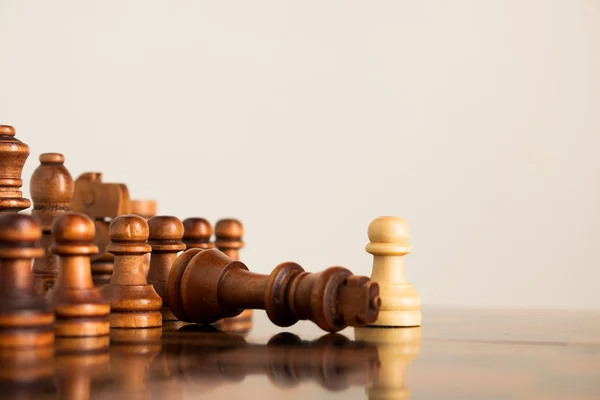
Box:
167;248;381;332
0;214;54;348
365;216;421;327
146;215;185;321
100;214;162;328
0;125;31;215
46;212;110;342
31;153;74;294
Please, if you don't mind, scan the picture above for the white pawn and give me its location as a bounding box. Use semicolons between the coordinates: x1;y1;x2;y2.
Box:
365;216;421;327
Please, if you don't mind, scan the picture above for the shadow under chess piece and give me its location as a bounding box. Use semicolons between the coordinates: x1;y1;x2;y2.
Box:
31;153;74;294
100;214;162;328
0;214;54;348
46;212;110;350
168;248;380;332
54;344;110;400
71;172;131;287
0;125;31;215
146;215;185;321
163;330;379;392
365;216;421;327
354;326;421;400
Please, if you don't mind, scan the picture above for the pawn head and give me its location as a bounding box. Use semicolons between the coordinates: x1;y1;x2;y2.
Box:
215;218;243;240
51;212;98;255
183;218;212;240
0;214;43;259
109;214;149;241
366;216;411;256
148;216;184;241
107;214;151;255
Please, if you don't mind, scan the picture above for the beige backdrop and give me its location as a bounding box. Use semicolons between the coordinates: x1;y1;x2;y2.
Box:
1;1;599;310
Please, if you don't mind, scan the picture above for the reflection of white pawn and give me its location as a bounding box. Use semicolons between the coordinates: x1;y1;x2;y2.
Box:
366;216;421;327
355;326;421;400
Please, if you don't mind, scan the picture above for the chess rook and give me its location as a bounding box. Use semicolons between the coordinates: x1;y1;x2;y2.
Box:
0;125;31;215
168;249;381;332
146;216;185;321
100;214;162;328
31;153;74;294
46;212;110;339
365;216;421;327
182;217;214;249
0;214;54;347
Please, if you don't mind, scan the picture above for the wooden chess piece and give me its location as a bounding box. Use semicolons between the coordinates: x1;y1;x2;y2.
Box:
182;217;214;249
131;199;157;277
214;218;243;259
31;153;74;294
72;172;131;287
0;214;54;348
46;212;110;345
0;125;31;215
167;248;381;332
146;215;185;321
365;216;421;327
214;218;253;325
354;327;421;400
100;214;162;328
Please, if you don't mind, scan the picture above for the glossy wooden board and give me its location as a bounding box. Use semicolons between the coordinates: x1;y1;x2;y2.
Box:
1;306;599;399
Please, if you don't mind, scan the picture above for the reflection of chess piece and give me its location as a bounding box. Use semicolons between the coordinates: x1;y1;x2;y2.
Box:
355;327;421;400
131;199;157;277
0;347;56;399
214;218;253;325
71;172;131;287
54;343;110;400
107;328;163;400
31;153;74;294
366;216;421;327
0;125;31;215
164;329;379;392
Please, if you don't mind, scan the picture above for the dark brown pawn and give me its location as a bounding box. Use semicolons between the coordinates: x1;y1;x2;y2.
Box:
0;125;31;215
46;212;110;342
100;214;162;328
167;249;381;333
0;214;54;347
146;216;185;321
182;217;214;250
213;218;253;324
214;218;243;259
31;153;74;294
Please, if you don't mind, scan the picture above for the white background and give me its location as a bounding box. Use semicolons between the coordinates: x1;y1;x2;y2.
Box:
1;1;599;310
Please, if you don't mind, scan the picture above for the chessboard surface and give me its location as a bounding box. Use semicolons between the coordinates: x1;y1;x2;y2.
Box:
2;306;599;399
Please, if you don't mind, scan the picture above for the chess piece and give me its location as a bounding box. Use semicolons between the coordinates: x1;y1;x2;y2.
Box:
182;217;214;249
214;218;243;259
46;212;110;343
146;215;185;321
131;199;157;276
72;172;131;287
167;248;380;332
354;327;421;400
214;218;253;324
31;153;74;294
0;125;31;215
0;214;54;348
100;214;162;328
365;216;421;327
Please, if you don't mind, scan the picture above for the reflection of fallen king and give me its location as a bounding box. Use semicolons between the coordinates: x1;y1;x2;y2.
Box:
355;327;421;400
163;328;381;392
